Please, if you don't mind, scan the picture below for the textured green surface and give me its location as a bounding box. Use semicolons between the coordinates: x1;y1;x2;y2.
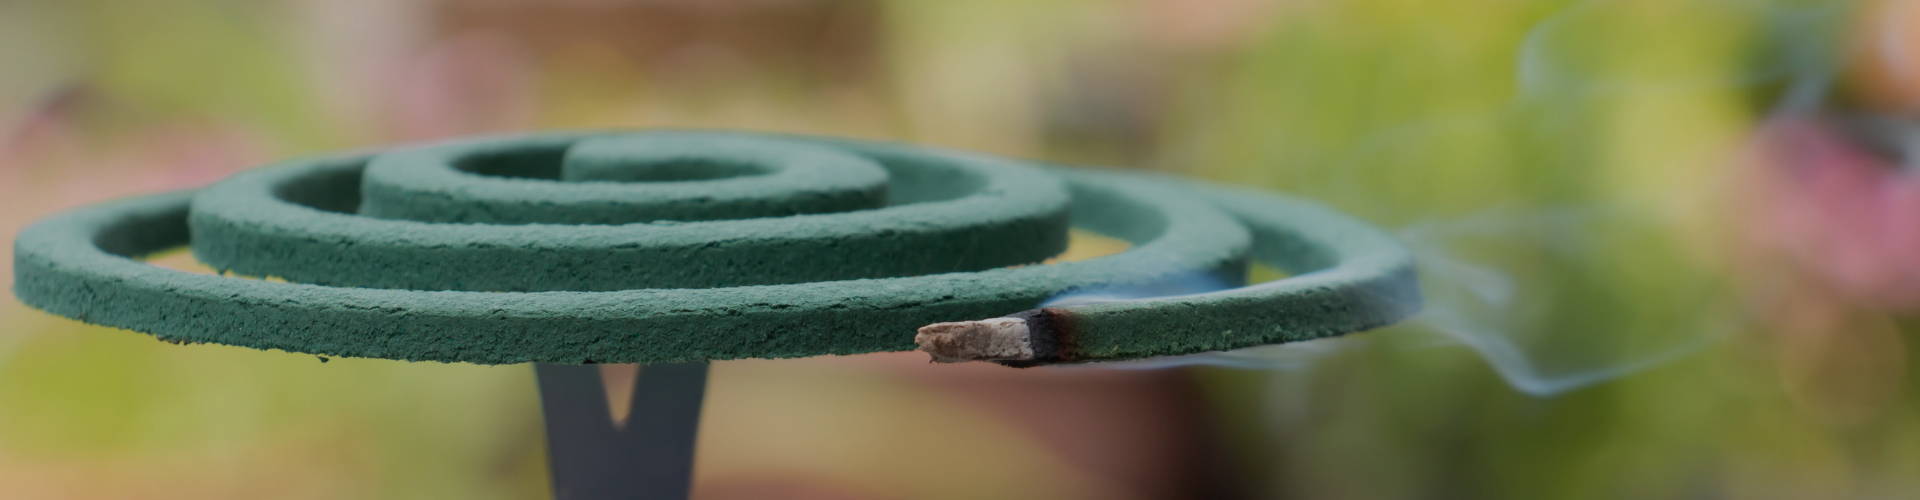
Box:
360;132;890;224
11;131;1416;364
194;132;1069;291
1040;169;1422;361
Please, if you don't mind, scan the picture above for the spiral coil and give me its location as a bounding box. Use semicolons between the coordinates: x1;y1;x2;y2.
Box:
12;131;1419;365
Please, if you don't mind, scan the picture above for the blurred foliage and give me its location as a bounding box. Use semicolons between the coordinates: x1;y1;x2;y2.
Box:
5;0;1920;499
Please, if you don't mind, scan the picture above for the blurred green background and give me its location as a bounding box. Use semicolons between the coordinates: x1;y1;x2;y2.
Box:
5;0;1920;498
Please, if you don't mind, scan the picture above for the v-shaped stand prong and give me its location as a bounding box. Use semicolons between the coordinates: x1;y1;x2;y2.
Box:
535;363;709;500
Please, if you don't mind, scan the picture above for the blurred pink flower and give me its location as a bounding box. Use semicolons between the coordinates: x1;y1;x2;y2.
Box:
0;86;90;186
115;125;271;192
2;87;265;200
375;34;536;141
1741;117;1920;310
2;91;270;302
1133;0;1285;50
19;123;269;223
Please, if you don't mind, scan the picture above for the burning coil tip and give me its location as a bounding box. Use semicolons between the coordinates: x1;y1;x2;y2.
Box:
915;308;1078;367
915;317;1036;363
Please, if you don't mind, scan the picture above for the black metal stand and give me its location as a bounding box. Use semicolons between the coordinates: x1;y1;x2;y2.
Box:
535;363;709;500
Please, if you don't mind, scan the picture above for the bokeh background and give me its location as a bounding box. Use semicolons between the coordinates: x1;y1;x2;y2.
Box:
5;0;1920;498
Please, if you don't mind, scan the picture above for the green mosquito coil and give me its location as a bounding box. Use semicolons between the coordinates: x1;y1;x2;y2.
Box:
11;131;1420;366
